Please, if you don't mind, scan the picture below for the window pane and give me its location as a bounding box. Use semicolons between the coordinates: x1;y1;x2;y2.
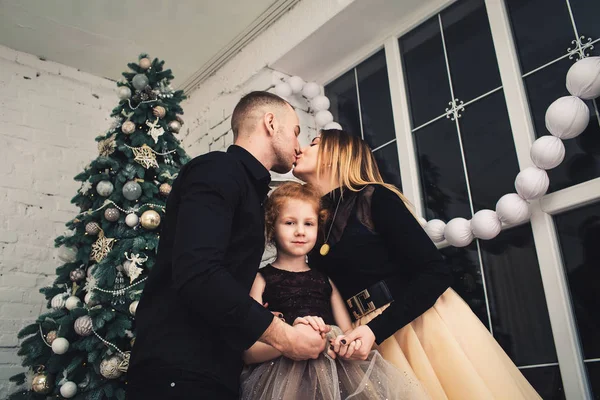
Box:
356;50;396;149
458;90;520;212
524;58;600;192
373;142;402;191
520;366;565;400
441;244;489;328
554;201;600;361
506;0;575;74
570;0;600;57
441;0;502;102
414;119;471;221
479;224;558;366
325;70;362;137
400;16;451;127
586;361;600;399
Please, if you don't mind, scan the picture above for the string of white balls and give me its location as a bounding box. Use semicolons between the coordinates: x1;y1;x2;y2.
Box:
79;199;165;218
123;143;178;156
272;56;600;247
92;277;148;295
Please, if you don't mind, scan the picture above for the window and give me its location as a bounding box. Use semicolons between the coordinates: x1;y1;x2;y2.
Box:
325;50;402;190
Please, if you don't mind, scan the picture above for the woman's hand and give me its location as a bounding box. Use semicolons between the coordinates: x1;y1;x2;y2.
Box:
331;325;375;360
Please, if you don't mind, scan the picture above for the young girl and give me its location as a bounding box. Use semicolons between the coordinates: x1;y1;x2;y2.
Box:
240;182;429;400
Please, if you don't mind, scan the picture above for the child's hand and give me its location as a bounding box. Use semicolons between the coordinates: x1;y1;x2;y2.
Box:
293;316;330;335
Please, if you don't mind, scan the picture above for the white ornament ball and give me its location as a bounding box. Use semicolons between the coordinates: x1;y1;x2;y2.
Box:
74;315;93;336
65;296;81;311
471;210;502;240
302;82;321;99
57;245;77;263
531;135;565;170
444;218;474;248
311;95;331;112
315;110;334;127
323;122;343;130
275;82;292;98
288;76;305;93
51;293;68;309
515;167;549;200
566;56;600;100
496;193;531;225
96;180;114;197
424;219;446;243
51;337;70;355
100;356;123;379
129;300;139;316
138;57;152;70
117;86;131;100
84;292;97;306
545;96;590;139
60;381;78;398
125;213;139;227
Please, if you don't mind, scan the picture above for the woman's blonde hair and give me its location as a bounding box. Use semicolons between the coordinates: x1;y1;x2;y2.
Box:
316;129;415;215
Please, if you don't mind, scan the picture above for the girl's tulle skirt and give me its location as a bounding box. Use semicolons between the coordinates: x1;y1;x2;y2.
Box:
240;327;430;400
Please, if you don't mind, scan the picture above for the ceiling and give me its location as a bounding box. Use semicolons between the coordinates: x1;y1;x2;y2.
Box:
0;0;286;87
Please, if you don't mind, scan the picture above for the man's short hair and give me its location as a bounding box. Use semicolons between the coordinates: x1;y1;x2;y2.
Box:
231;91;291;139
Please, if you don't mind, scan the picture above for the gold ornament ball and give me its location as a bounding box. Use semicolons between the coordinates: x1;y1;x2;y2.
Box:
121;121;136;135
139;57;151;70
152;106;166;119
32;371;53;394
140;210;161;230
159;183;172;197
168;120;181;133
46;330;58;345
100;356;123;379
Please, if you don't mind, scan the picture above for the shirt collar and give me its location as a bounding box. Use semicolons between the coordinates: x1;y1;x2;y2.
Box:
227;145;271;197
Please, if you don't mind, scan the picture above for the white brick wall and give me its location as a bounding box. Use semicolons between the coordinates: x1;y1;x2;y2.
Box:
0;44;115;397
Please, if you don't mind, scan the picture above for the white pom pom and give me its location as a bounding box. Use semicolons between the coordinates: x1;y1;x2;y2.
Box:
496;193;531;225
545;96;590;139
315;110;334;127
424;219;446;243
471;210;502;240
311;95;331;112
323;122;343;130
65;296;81;311
531;135;565;170
51;337;70;354
444;218;474;247
302;82;321;99
566;56;600;100
288;76;305;94
275;82;292;98
515;167;549;200
60;381;78;398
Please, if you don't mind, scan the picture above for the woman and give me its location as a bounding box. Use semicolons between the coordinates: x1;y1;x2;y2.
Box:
292;129;541;400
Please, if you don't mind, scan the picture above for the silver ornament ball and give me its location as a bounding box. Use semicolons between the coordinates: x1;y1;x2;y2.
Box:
132;74;149;90
96;180;114;197
104;207;120;222
74;315;93;336
168;120;181;133
125;213;139;227
85;222;101;235
60;381;78;398
117;86;132;100
122;181;142;201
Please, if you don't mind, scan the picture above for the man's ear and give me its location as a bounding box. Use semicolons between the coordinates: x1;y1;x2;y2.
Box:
264;112;276;136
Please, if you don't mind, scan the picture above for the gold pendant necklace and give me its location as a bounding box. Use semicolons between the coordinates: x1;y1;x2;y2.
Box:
320;193;343;256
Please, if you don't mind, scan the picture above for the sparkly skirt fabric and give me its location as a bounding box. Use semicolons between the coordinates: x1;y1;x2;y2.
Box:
356;289;542;400
240;327;430;400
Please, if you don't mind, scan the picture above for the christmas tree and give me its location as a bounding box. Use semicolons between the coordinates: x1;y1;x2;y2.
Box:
8;54;189;400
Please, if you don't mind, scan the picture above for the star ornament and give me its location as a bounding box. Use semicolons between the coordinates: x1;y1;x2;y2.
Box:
132;144;159;169
90;231;116;263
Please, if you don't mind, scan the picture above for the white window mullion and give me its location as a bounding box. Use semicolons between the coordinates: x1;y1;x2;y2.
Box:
383;36;423;217
486;1;592;398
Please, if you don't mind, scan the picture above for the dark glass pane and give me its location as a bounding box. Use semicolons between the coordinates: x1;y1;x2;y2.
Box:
373;142;402;191
586;361;600;399
554;201;600;360
414;118;471;221
441;0;502;102
520;366;565;400
506;0;575;74
356;50;396;149
325;70;362;137
524;58;600;192
459;90;520;212
479;224;558;365
400;16;451;127
570;0;600;58
441;244;489;328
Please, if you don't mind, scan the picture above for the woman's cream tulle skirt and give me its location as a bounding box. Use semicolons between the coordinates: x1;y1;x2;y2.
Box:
356;288;542;400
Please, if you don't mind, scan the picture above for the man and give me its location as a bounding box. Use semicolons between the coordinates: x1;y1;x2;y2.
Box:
127;91;328;399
